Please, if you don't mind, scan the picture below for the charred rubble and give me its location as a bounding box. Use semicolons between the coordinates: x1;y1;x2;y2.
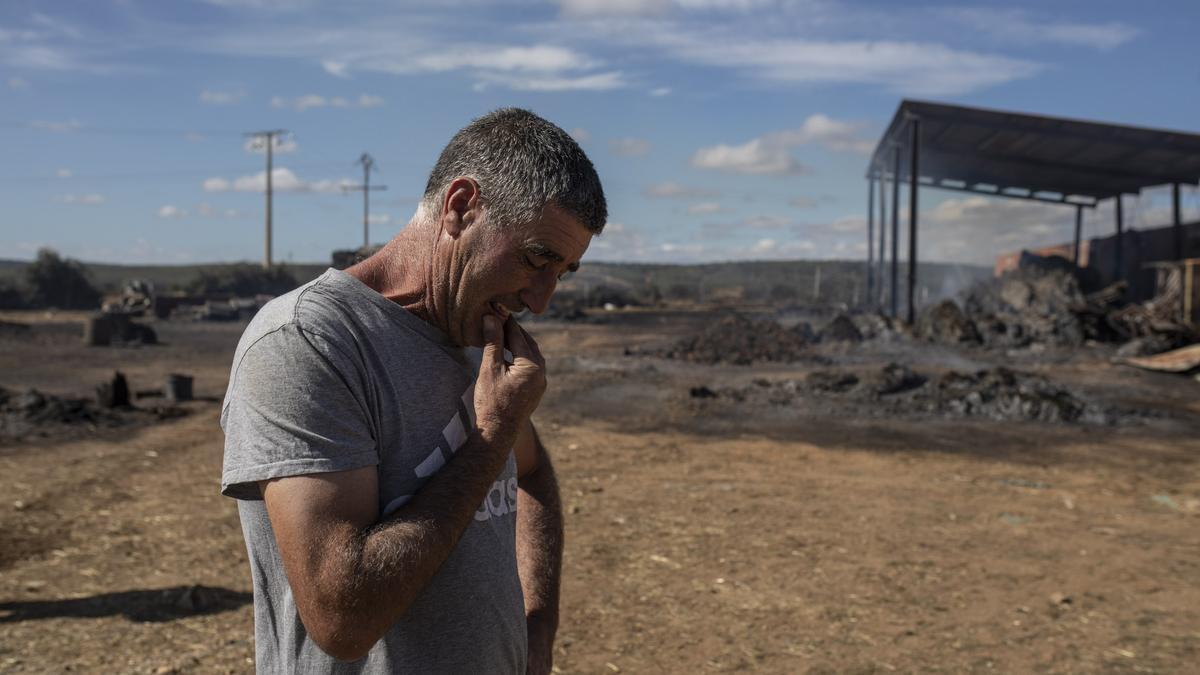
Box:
696;363;1124;425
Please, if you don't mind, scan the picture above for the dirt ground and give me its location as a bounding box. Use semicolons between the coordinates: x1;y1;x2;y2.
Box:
1;308;1198;673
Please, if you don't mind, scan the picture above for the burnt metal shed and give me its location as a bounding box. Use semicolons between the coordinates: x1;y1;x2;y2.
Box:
864;99;1200;323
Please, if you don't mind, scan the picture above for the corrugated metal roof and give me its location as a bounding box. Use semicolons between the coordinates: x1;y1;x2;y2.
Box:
868;100;1200;206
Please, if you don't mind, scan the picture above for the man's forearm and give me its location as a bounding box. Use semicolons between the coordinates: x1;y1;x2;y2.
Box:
311;426;518;659
516;450;565;653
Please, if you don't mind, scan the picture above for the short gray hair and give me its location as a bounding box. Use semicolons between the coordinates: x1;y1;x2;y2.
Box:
421;108;607;234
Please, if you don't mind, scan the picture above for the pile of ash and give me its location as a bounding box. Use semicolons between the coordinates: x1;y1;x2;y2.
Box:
654;312;877;366
657;313;818;365
699;364;1119;424
928;368;1100;423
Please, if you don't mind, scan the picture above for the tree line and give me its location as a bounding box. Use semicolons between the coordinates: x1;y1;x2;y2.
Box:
0;249;299;310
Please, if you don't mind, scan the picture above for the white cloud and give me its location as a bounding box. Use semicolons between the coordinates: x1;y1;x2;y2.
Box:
570;127;592;143
687;202;726;215
610;22;1043;96
473;71;626;92
201;0;315;9
368;213;392;225
691;137;808;175
643;182;719;199
416;45;595;73
691;113;870;175
946;9;1138;50
588;221;656;261
559;0;673;17
649;87;672;97
766;114;874;155
321;60;350;78
54;193;106;205
203;167;355;194
30;119;81;132
749;238;778;255
609;137;651;157
200;88;245;104
7;76;29;89
650;235;820;263
271;93;384;111
202;177;231;192
55;168;72;178
158;205;187;219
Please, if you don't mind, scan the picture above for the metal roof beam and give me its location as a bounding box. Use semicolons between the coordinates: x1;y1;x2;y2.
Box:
931;179;1099;207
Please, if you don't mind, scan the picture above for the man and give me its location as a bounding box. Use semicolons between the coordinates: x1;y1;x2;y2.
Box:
220;108;606;673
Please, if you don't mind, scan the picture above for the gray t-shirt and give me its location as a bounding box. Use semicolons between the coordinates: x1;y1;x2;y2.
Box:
220;269;526;674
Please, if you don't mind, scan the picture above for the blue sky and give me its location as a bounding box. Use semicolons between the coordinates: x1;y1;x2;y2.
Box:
2;0;1198;266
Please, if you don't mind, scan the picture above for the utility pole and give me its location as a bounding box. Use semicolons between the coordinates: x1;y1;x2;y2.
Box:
344;153;388;249
245;129;288;269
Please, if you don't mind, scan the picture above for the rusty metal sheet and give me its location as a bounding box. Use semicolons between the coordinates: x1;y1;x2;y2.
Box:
1121;344;1200;373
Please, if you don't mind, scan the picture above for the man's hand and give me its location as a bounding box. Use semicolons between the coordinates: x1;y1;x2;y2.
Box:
475;315;546;446
525;615;556;675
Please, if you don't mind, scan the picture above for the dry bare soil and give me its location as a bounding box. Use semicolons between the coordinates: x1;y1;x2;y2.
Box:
1;308;1198;674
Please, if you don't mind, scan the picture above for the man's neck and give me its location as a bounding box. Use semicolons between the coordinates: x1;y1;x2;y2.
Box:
346;222;443;330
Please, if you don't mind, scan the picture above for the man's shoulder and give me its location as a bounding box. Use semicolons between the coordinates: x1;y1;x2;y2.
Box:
248;270;347;335
227;271;355;370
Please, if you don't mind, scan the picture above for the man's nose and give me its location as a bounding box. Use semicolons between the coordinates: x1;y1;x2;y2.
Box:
520;271;557;315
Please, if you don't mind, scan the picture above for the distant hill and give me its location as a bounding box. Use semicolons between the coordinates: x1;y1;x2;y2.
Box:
0;257;991;308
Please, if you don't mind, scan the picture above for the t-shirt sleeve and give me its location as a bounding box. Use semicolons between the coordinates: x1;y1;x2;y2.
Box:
220;323;378;500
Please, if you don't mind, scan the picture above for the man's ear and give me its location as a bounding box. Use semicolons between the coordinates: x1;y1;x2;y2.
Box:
440;177;482;239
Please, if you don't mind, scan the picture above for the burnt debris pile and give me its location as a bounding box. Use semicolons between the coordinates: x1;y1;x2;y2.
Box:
906;266;1197;352
659;314;817;365
0;386;118;441
701;364;1120;424
0;372;187;444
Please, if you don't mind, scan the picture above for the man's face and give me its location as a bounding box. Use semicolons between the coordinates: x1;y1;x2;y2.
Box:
453;203;592;348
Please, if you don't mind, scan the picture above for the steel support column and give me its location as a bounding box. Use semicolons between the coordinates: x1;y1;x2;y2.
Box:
877;165;888;307
1072;205;1083;268
890;146;901;318
866;173;875;305
907;118;920;325
1115;195;1124;282
1173;183;1184;261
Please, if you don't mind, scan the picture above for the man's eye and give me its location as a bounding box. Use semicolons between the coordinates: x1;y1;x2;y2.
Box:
524;255;546;271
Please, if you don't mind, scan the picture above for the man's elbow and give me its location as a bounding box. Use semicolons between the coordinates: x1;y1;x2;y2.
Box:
304;610;382;663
